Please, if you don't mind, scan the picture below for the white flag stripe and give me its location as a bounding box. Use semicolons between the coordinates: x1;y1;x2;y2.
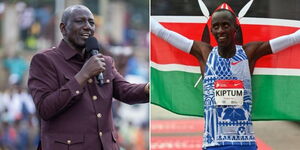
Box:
152;16;300;28
151;62;300;76
197;0;210;18
151;62;201;73
152;16;208;23
238;0;254;19
240;18;300;28
253;68;300;76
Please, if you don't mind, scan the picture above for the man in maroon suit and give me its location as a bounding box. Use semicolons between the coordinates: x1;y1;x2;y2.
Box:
28;5;149;150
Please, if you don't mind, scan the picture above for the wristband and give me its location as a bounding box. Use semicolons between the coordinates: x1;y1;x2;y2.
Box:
270;29;300;53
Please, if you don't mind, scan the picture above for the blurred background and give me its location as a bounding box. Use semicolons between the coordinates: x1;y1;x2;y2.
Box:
0;0;149;150
151;105;300;150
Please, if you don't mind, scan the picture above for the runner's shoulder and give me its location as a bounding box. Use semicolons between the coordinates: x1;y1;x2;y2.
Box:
242;41;264;51
193;40;212;52
191;41;212;61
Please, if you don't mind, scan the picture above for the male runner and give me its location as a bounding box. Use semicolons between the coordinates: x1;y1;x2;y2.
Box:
151;9;300;150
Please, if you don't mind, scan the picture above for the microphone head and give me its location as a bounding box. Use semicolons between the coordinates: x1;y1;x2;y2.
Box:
85;37;99;53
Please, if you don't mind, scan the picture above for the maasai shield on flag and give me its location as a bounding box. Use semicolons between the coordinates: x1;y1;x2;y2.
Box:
151;0;300;120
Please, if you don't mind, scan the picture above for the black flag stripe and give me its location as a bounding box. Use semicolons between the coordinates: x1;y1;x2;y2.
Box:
151;0;300;20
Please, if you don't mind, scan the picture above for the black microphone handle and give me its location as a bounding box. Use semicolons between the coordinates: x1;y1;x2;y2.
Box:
90;49;105;86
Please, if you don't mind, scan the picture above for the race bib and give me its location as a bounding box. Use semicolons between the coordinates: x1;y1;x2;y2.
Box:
214;80;244;106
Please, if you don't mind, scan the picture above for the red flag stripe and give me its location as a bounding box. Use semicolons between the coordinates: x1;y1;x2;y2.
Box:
151;22;300;69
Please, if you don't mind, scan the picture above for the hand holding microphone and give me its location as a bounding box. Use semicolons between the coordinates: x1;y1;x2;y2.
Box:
85;37;105;86
75;37;106;86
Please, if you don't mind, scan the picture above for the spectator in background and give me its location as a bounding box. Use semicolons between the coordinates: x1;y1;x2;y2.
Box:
19;5;35;49
2;53;28;86
0;85;37;150
1;87;23;124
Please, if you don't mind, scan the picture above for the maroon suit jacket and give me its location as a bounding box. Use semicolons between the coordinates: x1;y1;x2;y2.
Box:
28;40;148;150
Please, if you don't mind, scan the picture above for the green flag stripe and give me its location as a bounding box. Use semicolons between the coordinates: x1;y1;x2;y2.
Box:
151;67;300;121
151;62;200;73
151;67;204;117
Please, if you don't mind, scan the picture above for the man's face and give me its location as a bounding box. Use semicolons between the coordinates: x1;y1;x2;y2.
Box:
61;7;95;51
211;11;237;48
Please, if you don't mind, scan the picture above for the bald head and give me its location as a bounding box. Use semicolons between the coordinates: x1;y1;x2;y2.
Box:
59;5;95;51
61;5;92;25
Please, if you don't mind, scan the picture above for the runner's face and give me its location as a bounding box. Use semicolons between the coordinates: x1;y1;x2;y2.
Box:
211;11;237;48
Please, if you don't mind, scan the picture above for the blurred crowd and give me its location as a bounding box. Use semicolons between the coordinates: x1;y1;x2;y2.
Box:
0;85;39;150
0;1;149;150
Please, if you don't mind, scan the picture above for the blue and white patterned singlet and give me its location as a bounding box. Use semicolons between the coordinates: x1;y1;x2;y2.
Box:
203;45;256;148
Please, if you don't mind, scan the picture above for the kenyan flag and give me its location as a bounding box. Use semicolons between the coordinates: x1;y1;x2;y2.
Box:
151;0;300;120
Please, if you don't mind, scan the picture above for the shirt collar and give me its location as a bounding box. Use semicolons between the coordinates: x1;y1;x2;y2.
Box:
57;40;84;60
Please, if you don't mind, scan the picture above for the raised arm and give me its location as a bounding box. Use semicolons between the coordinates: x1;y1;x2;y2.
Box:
151;18;212;71
151;18;194;53
244;29;300;71
270;29;300;53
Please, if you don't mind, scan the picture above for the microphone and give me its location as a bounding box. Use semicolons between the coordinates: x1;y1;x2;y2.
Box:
85;37;105;86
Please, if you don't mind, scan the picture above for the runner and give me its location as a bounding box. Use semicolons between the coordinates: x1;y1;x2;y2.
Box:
151;8;300;150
